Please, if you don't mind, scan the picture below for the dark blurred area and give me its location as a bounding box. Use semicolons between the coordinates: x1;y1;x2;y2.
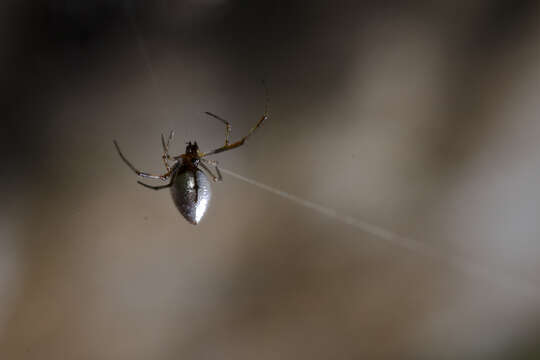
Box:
2;0;540;359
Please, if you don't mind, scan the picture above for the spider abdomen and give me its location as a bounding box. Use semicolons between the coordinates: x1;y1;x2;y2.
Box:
170;168;212;225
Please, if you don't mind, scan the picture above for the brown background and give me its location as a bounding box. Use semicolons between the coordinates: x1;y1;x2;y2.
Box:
1;1;540;359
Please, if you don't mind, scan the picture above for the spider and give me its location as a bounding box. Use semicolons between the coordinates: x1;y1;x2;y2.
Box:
114;109;267;224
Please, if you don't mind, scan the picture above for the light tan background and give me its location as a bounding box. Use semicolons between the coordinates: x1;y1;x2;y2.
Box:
1;1;540;359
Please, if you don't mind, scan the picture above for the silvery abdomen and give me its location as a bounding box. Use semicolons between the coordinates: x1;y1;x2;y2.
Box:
170;168;212;224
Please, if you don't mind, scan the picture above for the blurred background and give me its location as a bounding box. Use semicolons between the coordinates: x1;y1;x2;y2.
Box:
2;0;540;359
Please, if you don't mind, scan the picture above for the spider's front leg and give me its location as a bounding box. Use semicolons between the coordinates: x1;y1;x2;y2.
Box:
161;130;175;172
202;82;269;156
204;112;231;146
114;140;172;181
201;113;267;156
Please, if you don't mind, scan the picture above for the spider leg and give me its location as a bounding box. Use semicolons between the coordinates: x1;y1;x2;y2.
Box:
202;114;267;156
205;112;232;145
202;158;218;166
161;130;175;154
137;180;173;190
202;83;269;157
200;160;222;182
114;140;171;181
161;130;175;171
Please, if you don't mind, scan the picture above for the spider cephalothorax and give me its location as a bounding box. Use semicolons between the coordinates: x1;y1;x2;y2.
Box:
181;141;201;167
184;141;199;156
